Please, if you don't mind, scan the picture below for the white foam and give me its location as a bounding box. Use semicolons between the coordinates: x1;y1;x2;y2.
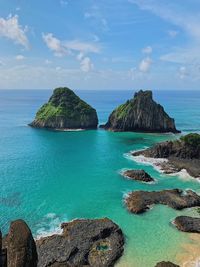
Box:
35;213;68;240
55;128;85;132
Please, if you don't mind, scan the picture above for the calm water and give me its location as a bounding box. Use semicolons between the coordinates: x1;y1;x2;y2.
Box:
0;90;200;267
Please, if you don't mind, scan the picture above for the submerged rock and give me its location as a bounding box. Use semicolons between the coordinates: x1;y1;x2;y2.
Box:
29;87;98;130
125;189;200;214
3;219;37;267
101;90;179;133
36;218;124;267
155;262;180;267
133;133;200;178
174;216;200;233
122;169;155;183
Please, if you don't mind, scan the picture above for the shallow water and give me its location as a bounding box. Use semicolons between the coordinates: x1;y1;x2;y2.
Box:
0;90;200;267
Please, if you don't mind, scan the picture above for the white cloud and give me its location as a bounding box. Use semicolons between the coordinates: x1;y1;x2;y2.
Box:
45;59;52;64
60;0;68;6
178;66;189;79
129;0;200;41
43;33;100;57
142;46;152;54
139;57;152;72
80;57;94;72
168;30;178;38
42;33;68;57
0;15;29;48
15;54;25;60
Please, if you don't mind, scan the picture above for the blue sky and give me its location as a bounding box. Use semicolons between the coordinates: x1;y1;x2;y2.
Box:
0;0;200;90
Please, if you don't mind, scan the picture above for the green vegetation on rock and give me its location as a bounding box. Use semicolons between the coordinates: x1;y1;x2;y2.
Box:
181;133;200;148
29;87;98;129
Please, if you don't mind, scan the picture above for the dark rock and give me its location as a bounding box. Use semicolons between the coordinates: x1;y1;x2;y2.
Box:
36;218;124;267
155;261;180;267
174;216;200;233
133;133;200;178
4;219;37;267
29;87;98;130
122;169;155;183
101;90;179;133
125;189;200;214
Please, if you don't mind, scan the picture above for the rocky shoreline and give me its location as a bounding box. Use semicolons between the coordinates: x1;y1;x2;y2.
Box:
1;218;124;267
132;133;200;179
125;189;200;214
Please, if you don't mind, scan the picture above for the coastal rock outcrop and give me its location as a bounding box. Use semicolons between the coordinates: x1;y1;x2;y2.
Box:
36;218;124;267
155;262;180;267
101;90;179;133
174;216;200;233
3;219;37;267
122;169;155;183
133;133;200;178
125;189;200;214
29;87;98;130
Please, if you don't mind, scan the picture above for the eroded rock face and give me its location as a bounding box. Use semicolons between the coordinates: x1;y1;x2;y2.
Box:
174;216;200;233
36;218;124;267
155;261;180;267
125;189;200;214
101;90;179;133
4;219;37;267
122;169;155;183
29;87;98;130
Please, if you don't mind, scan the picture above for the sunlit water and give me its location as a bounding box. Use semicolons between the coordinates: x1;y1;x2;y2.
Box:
0;90;200;267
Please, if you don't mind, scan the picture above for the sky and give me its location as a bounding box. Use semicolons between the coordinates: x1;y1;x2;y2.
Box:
0;0;200;90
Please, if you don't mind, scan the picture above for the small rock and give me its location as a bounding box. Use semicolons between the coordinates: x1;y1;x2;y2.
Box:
174;216;200;233
122;169;155;183
155;261;180;267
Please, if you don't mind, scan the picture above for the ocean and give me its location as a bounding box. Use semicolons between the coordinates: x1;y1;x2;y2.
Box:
0;89;200;267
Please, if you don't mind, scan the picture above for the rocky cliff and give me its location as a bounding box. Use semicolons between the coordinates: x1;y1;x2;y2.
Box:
1;218;124;267
101;90;179;133
29;87;98;130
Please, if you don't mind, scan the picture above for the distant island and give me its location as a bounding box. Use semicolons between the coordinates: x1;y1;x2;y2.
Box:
101;90;180;133
29;87;98;130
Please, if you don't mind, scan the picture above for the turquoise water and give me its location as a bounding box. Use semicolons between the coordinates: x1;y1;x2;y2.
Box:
0;90;200;266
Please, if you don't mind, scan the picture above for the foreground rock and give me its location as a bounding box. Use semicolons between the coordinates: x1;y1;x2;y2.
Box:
125;189;200;214
174;216;200;233
122;169;155;183
29;87;98;130
155;262;180;267
101;90;179;133
37;218;124;267
133;133;200;178
2;219;37;267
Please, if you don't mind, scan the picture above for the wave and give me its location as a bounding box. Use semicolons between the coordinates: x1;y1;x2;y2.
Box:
125;150;199;182
35;213;68;239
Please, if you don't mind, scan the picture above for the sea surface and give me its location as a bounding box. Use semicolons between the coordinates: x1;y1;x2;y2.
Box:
0;90;200;267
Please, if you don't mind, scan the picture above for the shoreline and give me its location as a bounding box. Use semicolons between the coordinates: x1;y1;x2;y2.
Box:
127;150;200;182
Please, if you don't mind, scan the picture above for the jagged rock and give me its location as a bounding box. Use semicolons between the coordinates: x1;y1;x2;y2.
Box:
133;133;200;178
101;90;179;133
155;261;180;267
29;87;98;130
125;189;200;214
36;218;124;267
4;219;37;267
122;169;155;183
174;216;200;233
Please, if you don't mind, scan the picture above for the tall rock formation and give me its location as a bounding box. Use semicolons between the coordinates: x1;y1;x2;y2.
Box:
29;87;98;130
102;90;179;133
